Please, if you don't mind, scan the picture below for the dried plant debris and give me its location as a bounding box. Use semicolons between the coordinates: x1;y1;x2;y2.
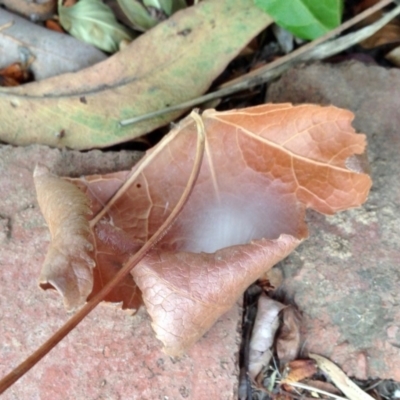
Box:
248;294;285;380
0;8;107;81
34;103;371;355
309;354;375;400
241;337;400;400
0;0;272;149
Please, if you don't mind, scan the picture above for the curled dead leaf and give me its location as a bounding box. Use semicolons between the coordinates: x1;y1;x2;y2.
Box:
135;240;297;356
281;359;318;385
35;103;372;354
248;294;284;380
34;166;95;310
276;306;302;366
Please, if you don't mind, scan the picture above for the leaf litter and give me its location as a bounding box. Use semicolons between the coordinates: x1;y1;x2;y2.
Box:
34;103;371;357
130;1;400;126
0;0;272;149
0;0;394;395
248;294;284;380
32;102;376;397
241;287;385;400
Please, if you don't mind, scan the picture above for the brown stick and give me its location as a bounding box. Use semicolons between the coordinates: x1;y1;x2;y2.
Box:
0;111;206;394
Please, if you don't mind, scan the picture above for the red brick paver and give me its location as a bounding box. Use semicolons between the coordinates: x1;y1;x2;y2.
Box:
0;145;240;399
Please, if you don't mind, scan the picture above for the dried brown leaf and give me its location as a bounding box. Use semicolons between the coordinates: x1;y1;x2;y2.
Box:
276;306;302;365
353;1;400;49
68;171;143;311
360;20;400;48
34;166;95;310
45;19;65;34
35;103;372;354
281;359;318;385
0;62;31;87
248;294;284;380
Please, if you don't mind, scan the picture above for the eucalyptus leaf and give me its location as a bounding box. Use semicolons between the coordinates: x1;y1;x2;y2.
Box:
0;0;273;150
171;0;186;13
117;0;158;31
58;0;135;52
143;0;174;18
143;0;175;15
158;0;173;15
144;0;163;8
255;0;343;40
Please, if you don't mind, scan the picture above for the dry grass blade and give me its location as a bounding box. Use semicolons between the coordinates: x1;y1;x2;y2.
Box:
280;380;348;400
309;354;375;400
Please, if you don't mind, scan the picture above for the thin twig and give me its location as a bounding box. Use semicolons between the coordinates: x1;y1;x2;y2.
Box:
0;111;206;394
280;381;348;400
218;0;394;88
119;0;394;126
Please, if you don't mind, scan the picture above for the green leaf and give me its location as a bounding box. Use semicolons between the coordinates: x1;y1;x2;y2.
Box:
58;0;135;52
144;0;184;15
156;0;174;15
171;0;187;14
118;0;187;31
142;0;179;17
144;0;164;9
255;0;343;40
117;0;158;31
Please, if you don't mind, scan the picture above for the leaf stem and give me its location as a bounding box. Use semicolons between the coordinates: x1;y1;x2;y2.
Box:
0;110;205;394
119;0;395;126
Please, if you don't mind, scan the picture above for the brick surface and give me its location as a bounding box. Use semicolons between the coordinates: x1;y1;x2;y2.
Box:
267;61;400;380
0;145;241;399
